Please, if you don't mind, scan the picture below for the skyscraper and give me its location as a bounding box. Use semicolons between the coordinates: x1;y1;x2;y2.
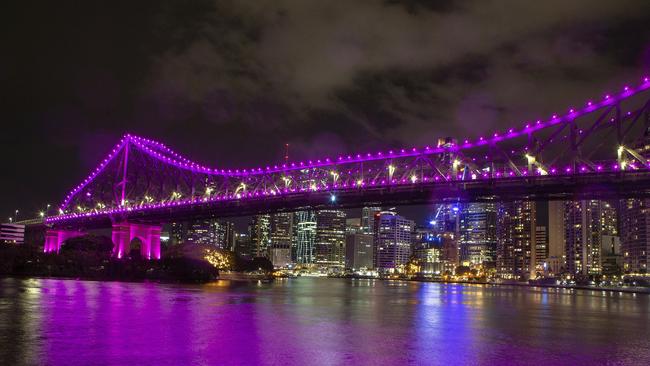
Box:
170;221;185;246
315;210;346;268
249;214;271;258
235;233;251;259
373;211;414;272
412;226;444;275
546;200;566;274
430;203;460;234
361;207;381;234
535;226;548;269
185;219;214;245
345;232;374;270
620;198;650;273
565;200;617;276
496;201;536;279
459;202;497;267
295;210;317;265
270;212;293;268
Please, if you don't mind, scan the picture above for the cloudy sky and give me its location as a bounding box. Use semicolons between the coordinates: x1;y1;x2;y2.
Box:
2;0;650;220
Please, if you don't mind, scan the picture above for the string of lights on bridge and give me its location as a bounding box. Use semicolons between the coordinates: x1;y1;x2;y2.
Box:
49;76;650;224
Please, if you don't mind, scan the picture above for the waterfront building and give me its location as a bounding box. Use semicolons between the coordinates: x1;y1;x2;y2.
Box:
373;211;414;272
315;210;346;268
172;219;236;250
170;221;185;246
620;198;650;273
185;219;213;245
295;210;317;264
412;227;443;275
564;200;617;276
441;232;459;274
249;215;271;258
345;232;374;270
270;212;293;268
459;202;497;267
546;200;566;274
601;235;623;276
496;201;536;280
235;233;251;259
535;226;548;269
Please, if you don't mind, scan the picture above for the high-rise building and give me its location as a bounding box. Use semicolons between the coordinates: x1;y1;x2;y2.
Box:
412;227;444;275
565;200;617;276
315;210;346;268
174;219;236;249
170;221;185;246
249;215;271;258
620;198;650;273
496;201;536;279
373;211;414;272
535;226;548;269
235;233;251;259
459;202;497;267
601;234;623;276
295;210;317;265
546;200;566;274
430;203;461;234
185;219;213;245
361;207;381;234
441;232;459;274
270;212;293;268
213;221;236;250
346;218;362;234
345;233;374;270
619;131;650;274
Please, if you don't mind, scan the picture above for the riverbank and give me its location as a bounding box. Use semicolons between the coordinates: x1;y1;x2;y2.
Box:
399;277;650;294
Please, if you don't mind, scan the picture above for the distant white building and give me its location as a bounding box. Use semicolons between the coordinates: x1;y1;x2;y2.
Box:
0;224;25;244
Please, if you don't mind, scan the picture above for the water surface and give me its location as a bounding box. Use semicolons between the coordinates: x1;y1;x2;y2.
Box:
0;277;648;365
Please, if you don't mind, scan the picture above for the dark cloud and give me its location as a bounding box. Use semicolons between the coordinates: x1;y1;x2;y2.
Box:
2;0;650;219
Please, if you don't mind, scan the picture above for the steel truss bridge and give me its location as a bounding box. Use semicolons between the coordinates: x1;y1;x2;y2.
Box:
43;76;650;258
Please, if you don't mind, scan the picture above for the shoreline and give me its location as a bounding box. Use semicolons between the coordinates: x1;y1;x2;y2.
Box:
4;273;650;294
393;277;650;294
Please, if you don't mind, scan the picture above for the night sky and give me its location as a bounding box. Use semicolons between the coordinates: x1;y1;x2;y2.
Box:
2;1;650;222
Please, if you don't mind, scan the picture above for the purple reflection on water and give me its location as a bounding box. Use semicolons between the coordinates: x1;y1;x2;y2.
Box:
1;278;649;365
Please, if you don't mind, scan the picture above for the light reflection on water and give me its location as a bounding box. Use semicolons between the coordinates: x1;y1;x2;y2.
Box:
0;277;649;365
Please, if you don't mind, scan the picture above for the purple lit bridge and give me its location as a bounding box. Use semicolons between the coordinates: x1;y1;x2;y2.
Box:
45;76;650;258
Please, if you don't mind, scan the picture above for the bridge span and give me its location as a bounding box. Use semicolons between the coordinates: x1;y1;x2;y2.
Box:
42;76;650;258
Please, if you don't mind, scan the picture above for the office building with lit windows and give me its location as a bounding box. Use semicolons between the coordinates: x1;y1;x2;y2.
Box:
459;203;497;267
620;198;650;273
249;215;271;258
315;210;346;268
496;201;536;279
373;211;414;272
270;212;293;268
565;200;617;276
295;210;317;264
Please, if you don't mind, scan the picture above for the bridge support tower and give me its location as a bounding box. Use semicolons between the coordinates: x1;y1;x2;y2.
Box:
44;229;85;253
111;222;161;260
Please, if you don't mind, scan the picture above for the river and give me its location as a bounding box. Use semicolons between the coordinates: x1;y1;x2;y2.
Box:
0;277;648;365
